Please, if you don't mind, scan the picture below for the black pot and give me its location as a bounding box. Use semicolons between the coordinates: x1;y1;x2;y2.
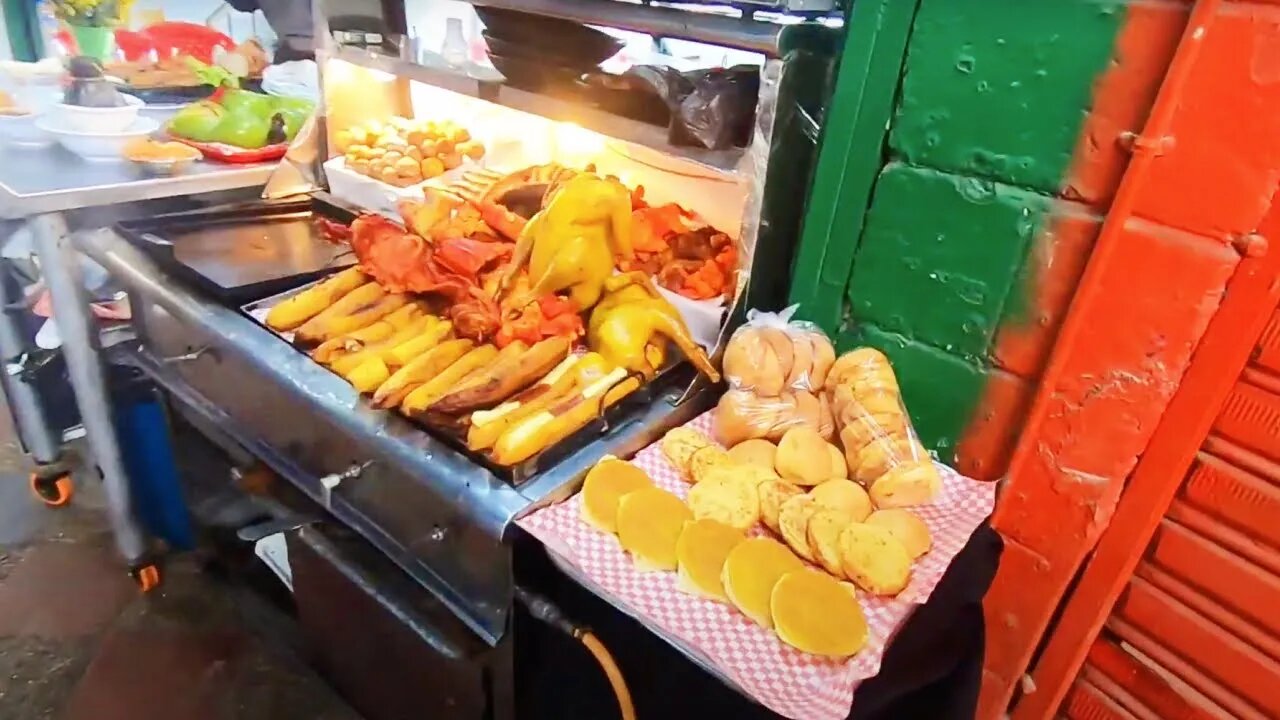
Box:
475;7;624;66
486;51;584;92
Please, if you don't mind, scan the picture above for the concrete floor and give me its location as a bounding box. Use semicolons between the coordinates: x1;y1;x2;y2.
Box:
0;408;362;720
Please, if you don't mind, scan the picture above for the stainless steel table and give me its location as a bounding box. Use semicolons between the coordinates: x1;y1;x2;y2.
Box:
0;144;273;220
0;142;273;580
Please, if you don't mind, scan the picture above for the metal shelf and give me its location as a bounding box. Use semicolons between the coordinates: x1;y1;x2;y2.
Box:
330;45;748;176
468;0;788;55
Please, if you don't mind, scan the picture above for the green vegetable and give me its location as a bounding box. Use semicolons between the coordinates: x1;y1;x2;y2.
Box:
209;111;273;149
220;89;275;118
184;57;239;89
167;101;225;143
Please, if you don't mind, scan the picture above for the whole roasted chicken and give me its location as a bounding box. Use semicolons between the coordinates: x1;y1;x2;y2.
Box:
499;173;634;313
587;272;720;381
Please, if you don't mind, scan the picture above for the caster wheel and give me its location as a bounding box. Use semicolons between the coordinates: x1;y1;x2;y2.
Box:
131;564;161;593
30;471;73;508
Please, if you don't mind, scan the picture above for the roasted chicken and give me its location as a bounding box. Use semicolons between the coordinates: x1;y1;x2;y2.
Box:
587;272;720;381
500;173;634;313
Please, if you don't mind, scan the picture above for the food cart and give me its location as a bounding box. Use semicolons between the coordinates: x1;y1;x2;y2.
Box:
30;2;999;718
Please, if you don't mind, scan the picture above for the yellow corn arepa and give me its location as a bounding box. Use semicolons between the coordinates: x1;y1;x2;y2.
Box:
758;479;803;534
727;438;777;470
806;508;852;578
686;474;760;532
721;537;804;628
838;523;912;596
675;518;745;602
616;486;692;571
661;426;712;473
809;479;873;522
777;495;818;562
580;458;653;533
770;568;868;658
865;508;932;559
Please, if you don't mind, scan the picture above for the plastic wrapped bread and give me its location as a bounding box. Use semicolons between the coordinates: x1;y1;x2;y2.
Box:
825;348;941;507
721;308;836;395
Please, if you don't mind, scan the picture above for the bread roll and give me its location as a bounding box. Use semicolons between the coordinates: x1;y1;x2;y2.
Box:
728;438;778;470
838;523;911;596
866;509;931;559
775;427;836;486
870;461;942;508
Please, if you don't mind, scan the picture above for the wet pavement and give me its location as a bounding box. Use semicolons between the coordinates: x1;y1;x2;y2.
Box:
0;408;362;720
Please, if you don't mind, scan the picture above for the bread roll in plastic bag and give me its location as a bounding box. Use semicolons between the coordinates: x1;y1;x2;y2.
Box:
721;306;836;395
714;389;835;447
826;347;941;507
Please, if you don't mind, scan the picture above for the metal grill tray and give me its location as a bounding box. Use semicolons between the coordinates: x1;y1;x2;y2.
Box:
242;280;699;486
115;196;358;306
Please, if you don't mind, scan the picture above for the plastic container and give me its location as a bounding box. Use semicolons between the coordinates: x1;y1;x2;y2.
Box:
54;94;145;133
38;116;159;161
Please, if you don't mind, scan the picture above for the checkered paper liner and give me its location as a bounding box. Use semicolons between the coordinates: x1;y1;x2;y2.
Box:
517;412;996;720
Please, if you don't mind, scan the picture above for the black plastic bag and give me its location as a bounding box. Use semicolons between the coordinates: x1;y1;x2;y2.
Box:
624;64;760;150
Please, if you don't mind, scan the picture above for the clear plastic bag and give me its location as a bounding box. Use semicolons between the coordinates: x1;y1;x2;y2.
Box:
713;388;834;447
825;347;941;507
721;306;836;395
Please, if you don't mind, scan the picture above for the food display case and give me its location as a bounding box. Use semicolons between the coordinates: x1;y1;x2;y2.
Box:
43;2;999;719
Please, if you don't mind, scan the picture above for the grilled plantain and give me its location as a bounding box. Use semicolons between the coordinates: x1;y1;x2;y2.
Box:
466;353;608;451
432;336;573;415
266;267;367;331
348;358;391;394
490;366;640;466
331;315;442;376
384;320;455;368
297;293;411;346
372;339;473;409
399;345;500;417
294;282;386;345
311;304;423;365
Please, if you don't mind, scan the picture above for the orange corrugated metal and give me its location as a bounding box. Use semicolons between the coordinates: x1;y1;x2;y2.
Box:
1059;337;1280;720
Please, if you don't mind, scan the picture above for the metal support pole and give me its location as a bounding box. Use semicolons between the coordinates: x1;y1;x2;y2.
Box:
0;221;60;465
30;212;146;562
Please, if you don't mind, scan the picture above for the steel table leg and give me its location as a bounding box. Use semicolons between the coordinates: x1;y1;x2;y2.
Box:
30;212;146;562
0;221;61;466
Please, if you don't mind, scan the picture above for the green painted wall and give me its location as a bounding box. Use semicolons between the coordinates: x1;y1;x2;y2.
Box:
792;0;1127;461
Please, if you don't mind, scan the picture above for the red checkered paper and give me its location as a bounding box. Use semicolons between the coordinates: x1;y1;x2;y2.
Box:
517;412;996;720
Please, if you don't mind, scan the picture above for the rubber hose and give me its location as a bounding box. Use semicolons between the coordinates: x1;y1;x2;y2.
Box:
579;631;636;720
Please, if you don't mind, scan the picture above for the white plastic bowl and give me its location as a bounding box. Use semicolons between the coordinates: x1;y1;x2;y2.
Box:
53;94;144;133
0;111;54;148
37;116;159;162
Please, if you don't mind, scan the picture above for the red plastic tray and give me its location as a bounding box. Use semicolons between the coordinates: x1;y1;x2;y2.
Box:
170;137;288;164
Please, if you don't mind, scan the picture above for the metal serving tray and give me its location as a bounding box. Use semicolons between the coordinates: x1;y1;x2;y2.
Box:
242;280;699;486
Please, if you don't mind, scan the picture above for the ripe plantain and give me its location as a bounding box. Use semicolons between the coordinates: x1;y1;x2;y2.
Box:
491;365;639;466
399;345;500;418
266;267;367;331
296;292;411;346
331;315;441;376
311;304;423;365
347;358;392;394
383;320;455;368
372;339;473;409
467;353;608;451
432;336;573;415
293;282;386;345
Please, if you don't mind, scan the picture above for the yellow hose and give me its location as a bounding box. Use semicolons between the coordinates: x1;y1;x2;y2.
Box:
580;631;636;720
